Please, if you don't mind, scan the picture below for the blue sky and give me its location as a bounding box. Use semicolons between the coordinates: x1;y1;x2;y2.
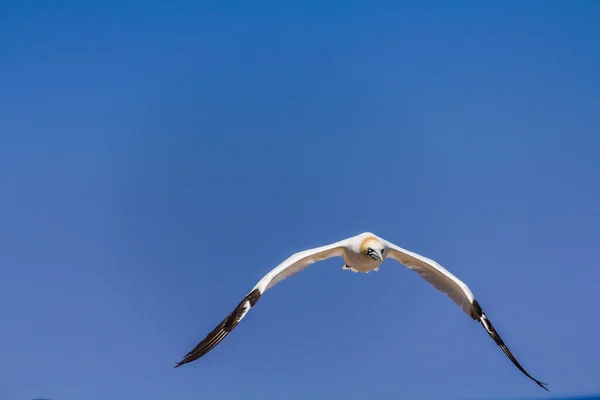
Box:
1;1;599;399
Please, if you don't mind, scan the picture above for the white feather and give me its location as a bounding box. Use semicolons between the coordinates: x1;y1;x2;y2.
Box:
382;238;475;316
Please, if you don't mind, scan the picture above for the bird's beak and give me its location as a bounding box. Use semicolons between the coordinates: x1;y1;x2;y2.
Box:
367;247;384;262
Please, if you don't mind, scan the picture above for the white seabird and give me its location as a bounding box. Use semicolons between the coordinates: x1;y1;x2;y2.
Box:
174;232;548;391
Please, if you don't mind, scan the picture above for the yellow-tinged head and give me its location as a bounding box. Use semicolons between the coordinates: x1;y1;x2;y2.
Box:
360;236;385;262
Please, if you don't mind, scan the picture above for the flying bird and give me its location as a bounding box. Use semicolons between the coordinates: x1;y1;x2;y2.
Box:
174;232;548;391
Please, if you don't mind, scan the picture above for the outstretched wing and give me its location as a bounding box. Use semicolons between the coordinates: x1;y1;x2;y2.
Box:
174;240;346;367
383;239;548;391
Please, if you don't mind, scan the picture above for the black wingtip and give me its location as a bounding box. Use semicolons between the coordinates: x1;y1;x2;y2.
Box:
471;299;548;391
173;360;187;368
173;288;262;368
530;376;549;391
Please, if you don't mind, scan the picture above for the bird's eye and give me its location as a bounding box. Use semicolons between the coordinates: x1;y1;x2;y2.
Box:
381;249;384;254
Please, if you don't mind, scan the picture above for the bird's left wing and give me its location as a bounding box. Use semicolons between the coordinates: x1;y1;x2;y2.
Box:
173;239;347;367
383;239;548;391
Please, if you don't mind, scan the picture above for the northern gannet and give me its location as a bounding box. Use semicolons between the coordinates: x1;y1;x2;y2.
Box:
174;232;548;391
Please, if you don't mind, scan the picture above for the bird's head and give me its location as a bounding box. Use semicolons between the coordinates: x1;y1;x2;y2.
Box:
360;236;385;262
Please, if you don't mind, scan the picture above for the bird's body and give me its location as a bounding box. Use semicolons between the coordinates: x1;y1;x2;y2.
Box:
174;232;548;391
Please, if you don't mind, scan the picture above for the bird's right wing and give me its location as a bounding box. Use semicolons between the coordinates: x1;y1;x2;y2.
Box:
173;239;347;367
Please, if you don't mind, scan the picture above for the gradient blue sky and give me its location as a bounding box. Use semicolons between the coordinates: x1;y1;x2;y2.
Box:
1;1;599;399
